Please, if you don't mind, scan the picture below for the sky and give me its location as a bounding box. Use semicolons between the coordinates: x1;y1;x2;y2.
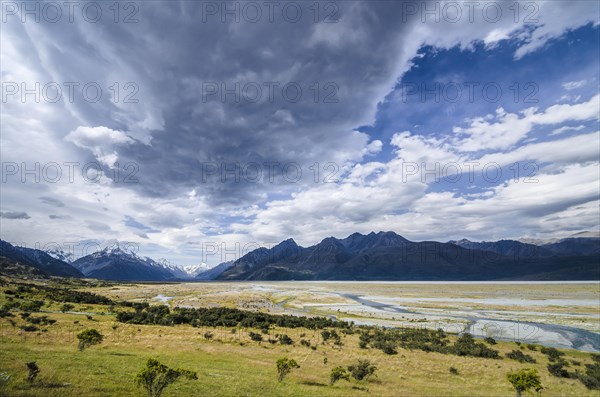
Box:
1;0;599;266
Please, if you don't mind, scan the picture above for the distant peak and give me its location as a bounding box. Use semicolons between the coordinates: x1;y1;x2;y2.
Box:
100;244;138;257
348;232;365;238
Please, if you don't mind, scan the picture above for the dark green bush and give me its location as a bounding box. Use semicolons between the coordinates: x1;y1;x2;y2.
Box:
77;328;103;351
506;349;536;363
484;337;496;345
547;361;570;378
278;334;293;345
249;332;262;342
348;359;377;381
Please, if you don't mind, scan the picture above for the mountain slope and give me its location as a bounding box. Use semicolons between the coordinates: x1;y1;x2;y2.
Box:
72;246;177;281
195;261;235;281
542;238;600;256
0;256;49;278
0;240;83;278
449;239;554;257
218;232;600;281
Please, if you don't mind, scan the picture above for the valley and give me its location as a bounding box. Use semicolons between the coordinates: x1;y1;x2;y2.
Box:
88;281;600;351
1;277;599;396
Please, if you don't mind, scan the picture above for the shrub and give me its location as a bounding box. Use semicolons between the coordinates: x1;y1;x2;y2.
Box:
576;355;600;390
77;328;103;351
116;305;347;329
300;339;310;347
249;332;263;342
379;342;397;355
526;344;537;351
547;361;570;378
26;315;55;326
276;358;299;382
449;367;459;375
19;300;44;312
506;349;536;363
348;359;377;381
135;358;197;397
278;334;293;345
484;337;497;345
506;368;542;397
25;362;39;383
579;374;600;390
330;366;350;385
61;303;75;313
19;325;38;332
203;331;213;340
0;308;13;318
540;346;565;362
451;333;500;359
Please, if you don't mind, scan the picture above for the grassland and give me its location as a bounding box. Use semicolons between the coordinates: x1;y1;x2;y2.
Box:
0;278;598;396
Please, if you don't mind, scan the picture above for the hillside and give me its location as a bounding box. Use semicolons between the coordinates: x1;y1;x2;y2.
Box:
219;232;600;281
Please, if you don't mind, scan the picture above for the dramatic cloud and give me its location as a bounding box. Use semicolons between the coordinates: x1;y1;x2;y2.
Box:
1;1;598;265
1;211;31;220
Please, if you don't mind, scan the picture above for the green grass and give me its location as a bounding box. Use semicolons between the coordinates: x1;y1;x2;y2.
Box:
0;279;598;396
1;312;598;396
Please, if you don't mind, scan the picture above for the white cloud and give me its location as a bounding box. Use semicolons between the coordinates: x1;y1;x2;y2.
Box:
550;124;585;136
406;0;599;60
563;80;587;90
513;1;599;59
65;126;134;167
452;95;599;151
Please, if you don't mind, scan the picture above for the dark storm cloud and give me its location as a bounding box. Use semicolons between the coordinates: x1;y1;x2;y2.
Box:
0;211;31;219
6;1;420;206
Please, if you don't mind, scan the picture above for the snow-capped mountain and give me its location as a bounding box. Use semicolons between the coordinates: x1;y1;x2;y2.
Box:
70;244;214;281
46;248;75;264
152;260;210;279
72;245;177;281
182;263;210;278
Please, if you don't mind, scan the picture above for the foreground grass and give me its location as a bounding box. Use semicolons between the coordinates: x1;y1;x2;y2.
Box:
0;312;597;396
0;278;598;396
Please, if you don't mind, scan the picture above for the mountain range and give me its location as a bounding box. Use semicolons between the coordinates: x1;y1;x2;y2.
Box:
0;231;598;281
0;240;83;278
217;231;600;281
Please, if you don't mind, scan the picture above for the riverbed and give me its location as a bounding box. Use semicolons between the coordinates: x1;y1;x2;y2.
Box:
91;281;600;352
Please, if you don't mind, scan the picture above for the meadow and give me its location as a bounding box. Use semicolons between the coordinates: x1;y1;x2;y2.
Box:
0;278;598;397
